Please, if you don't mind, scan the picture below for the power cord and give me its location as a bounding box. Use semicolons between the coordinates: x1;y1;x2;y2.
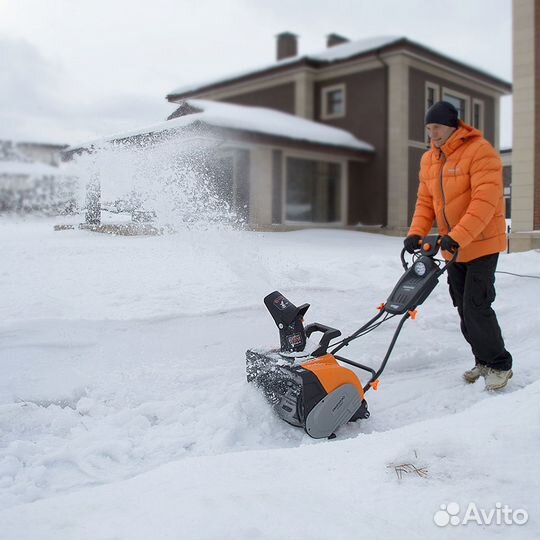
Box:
495;270;540;279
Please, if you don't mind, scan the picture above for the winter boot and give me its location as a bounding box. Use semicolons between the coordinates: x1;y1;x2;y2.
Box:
463;364;487;383
484;368;513;391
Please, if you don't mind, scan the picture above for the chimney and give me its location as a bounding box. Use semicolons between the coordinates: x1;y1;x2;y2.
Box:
326;33;349;48
276;32;298;61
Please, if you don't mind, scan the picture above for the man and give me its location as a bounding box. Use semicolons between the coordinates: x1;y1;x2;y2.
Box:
405;100;512;391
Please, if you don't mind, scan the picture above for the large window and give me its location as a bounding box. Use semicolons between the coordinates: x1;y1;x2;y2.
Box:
285;157;341;223
321;84;346;119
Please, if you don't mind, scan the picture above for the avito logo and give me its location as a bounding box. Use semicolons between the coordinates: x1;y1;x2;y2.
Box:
434;502;528;527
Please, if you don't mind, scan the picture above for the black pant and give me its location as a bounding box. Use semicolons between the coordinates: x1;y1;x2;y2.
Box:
446;253;512;371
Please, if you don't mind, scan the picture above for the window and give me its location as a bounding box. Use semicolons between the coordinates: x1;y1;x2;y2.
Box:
326;90;344;115
472;98;484;131
442;88;470;123
425;82;440;143
321;84;346;119
285;157;341;223
427;87;436;108
425;82;439;111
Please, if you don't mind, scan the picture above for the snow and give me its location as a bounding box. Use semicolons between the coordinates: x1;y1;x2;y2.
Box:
68;99;374;153
308;35;401;62
0;217;539;540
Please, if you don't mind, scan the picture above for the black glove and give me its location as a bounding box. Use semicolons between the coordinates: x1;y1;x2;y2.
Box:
403;235;421;254
440;235;459;253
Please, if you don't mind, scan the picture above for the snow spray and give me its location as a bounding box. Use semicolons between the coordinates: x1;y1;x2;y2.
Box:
67;129;244;232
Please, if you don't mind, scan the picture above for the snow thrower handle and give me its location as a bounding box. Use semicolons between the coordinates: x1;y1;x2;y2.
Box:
400;234;458;272
439;247;459;274
305;323;342;357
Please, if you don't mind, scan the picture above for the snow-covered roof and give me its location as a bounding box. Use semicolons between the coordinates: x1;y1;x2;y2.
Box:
0;160;63;177
68;99;375;153
169;36;401;97
168;35;510;99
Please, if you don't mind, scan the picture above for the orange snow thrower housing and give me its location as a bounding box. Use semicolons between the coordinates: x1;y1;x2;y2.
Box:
301;354;365;400
246;345;371;439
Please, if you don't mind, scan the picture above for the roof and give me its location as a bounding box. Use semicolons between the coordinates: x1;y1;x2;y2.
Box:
67;99;375;154
168;36;401;98
167;36;511;100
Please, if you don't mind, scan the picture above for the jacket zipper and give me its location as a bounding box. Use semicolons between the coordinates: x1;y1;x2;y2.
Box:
439;149;451;232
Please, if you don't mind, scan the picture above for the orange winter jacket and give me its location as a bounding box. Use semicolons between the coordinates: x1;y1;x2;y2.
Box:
408;121;507;263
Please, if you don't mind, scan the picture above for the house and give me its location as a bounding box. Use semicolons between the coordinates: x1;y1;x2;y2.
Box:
66;100;374;228
510;0;540;251
165;33;512;233
0;139;73;213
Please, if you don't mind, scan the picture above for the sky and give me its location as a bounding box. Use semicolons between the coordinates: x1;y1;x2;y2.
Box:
0;0;513;147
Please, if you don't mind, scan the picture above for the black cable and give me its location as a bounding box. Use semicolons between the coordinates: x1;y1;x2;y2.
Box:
329;324;380;350
346;319;391;340
429;256;537;279
495;270;540;279
329;314;387;349
329;313;396;350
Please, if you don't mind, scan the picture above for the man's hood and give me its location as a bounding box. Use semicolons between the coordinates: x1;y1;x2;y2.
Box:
434;121;483;155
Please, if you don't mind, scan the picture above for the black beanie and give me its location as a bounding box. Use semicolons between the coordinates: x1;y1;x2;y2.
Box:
425;101;459;127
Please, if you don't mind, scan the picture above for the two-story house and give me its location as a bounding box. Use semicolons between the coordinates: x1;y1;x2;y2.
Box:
165;33;512;233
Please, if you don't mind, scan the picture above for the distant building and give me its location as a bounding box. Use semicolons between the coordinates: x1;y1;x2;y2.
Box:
0;140;73;213
510;0;540;251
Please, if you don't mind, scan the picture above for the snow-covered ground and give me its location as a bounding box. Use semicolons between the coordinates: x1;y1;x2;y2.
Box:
0;217;539;540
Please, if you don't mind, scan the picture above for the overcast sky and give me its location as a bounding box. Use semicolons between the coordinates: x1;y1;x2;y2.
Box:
0;0;512;147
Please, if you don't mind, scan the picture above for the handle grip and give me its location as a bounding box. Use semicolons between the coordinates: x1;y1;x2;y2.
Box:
305;323;342;357
401;234;458;270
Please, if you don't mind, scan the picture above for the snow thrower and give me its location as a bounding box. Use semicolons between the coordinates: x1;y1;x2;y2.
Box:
246;235;457;439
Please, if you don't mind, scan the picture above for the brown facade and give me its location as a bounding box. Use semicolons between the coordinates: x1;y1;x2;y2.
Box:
347;160;376;225
408;67;496;144
315;68;387;225
535;1;540;229
222;82;296;115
